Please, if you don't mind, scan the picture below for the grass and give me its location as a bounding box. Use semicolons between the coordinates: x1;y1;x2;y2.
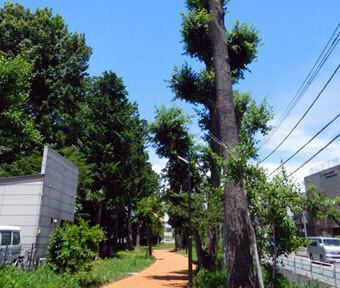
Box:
91;248;155;284
0;247;155;288
153;242;175;249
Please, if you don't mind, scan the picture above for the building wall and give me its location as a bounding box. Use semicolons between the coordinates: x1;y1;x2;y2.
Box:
0;175;44;254
36;146;79;258
0;146;79;259
304;164;340;235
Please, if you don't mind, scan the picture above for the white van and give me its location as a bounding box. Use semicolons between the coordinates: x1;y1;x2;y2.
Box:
307;236;340;263
0;225;21;264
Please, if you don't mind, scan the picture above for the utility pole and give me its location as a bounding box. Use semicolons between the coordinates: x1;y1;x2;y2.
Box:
178;155;193;287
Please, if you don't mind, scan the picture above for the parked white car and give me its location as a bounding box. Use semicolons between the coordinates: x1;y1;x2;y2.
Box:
0;225;21;265
307;236;340;263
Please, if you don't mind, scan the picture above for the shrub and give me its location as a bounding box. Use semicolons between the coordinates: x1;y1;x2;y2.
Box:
193;269;227;288
47;219;104;273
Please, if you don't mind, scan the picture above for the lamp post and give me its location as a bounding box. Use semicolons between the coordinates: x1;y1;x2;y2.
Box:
178;155;193;287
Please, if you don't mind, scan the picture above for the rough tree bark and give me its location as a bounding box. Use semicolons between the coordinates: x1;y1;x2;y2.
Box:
206;0;256;287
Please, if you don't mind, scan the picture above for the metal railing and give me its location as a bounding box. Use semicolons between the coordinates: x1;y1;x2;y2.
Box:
309;158;340;174
278;255;340;287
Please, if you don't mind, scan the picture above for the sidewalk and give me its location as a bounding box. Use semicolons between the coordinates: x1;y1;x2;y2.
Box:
103;249;191;288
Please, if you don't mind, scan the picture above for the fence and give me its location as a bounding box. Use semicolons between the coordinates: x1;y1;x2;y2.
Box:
278;255;340;287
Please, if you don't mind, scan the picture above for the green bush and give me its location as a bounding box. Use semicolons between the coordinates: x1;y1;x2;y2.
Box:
192;269;227;288
47;219;104;273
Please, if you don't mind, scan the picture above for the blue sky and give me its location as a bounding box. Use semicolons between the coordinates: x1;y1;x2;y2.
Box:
2;0;339;183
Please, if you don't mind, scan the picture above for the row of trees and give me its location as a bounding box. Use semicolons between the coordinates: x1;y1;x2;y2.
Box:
1;2;338;287
0;3;161;256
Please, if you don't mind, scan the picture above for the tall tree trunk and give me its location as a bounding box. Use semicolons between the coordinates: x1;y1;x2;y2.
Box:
127;199;133;250
193;227;215;270
193;228;204;271
135;224;141;251
114;212;119;252
147;227;152;256
204;108;220;269
221;223;228;269
206;1;255;287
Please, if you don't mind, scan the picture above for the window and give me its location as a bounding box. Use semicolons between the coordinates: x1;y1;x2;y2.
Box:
13;232;20;245
1;231;11;246
323;239;340;247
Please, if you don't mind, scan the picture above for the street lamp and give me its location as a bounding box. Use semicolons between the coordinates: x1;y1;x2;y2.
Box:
177;155;193;287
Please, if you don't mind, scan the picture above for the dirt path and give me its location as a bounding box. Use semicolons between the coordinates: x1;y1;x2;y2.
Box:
103;249;191;288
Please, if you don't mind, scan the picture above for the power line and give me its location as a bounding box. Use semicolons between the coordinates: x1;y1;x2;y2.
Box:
268;112;340;176
261;26;340;147
288;133;340;177
258;64;340;164
260;22;340;147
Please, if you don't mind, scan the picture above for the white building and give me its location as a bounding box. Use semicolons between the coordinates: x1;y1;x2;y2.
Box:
163;213;174;243
0;146;78;260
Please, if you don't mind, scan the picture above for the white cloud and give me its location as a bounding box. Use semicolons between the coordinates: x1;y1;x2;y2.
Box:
257;74;340;182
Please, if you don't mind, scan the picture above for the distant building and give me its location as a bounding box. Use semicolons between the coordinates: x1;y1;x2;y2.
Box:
0;146;78;261
163;214;174;243
301;159;340;236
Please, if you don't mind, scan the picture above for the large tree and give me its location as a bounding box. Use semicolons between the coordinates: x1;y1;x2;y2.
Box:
0;53;41;164
0;3;91;148
169;0;261;270
206;0;256;286
77;71;157;254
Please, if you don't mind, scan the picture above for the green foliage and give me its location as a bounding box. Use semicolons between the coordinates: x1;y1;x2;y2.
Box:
303;184;340;225
193;269;227;288
180;1;261;81
150;105;194;235
0;265;80;288
245;167;306;259
135;195;164;229
149;105;193;160
192;266;319;288
47;219;104;273
0;248;155;288
0;149;42;177
0;2;91;147
0;52;41;163
88;248;155;286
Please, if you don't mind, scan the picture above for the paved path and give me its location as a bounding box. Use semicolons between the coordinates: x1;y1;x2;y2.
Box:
103;249;190;288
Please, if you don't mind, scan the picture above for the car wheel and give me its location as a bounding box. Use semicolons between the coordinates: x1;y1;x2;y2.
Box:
309;253;313;260
320;255;324;262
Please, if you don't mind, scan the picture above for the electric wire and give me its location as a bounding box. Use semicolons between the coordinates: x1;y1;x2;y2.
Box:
207;131;340;181
288;133;340;177
260;22;340;147
268;112;340;176
261;27;340;147
258;64;340;164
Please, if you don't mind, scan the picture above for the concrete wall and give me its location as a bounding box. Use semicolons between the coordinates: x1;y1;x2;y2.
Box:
0;175;44;254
